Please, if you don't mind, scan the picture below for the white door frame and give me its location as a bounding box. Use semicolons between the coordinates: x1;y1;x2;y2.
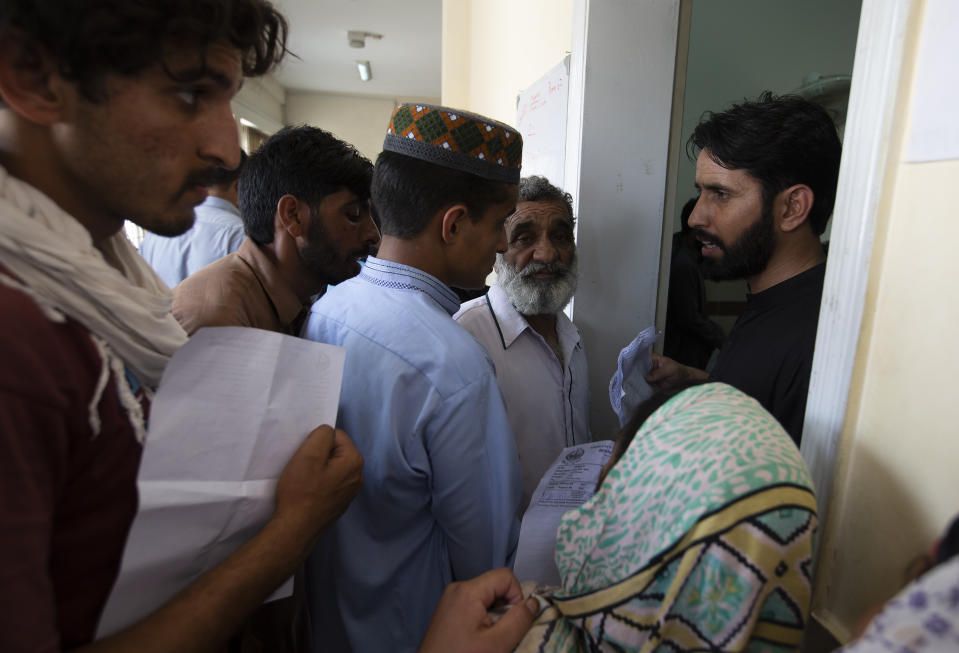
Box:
799;0;914;533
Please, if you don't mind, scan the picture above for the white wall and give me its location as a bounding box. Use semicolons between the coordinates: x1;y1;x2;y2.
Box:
566;0;681;439
285;92;440;162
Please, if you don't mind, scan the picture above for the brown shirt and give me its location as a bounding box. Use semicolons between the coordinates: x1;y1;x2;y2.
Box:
170;241;309;651
173;238;306;336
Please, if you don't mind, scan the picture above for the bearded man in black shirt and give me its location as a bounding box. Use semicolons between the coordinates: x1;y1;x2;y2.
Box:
647;92;841;445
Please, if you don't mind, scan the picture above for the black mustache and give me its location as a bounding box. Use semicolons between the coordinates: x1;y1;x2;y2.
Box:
691;227;725;251
185;166;236;189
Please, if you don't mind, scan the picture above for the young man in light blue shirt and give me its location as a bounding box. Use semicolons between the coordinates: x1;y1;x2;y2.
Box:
302;104;524;653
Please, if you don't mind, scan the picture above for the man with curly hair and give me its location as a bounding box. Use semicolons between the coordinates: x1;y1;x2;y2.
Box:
0;2;366;651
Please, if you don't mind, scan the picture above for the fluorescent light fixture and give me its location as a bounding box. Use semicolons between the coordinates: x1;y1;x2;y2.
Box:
356;60;371;82
239;118;258;128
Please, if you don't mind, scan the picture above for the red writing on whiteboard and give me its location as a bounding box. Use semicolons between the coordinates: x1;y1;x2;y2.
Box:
527;92;547;112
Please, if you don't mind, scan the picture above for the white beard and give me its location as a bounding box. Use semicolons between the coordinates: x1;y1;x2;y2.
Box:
494;252;578;316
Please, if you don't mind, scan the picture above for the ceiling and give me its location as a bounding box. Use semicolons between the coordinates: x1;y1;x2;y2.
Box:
271;0;442;99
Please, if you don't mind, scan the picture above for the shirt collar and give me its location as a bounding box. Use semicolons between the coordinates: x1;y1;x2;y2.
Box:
487;283;530;347
201;195;241;217
236;238;306;329
488;283;582;355
360;256;461;316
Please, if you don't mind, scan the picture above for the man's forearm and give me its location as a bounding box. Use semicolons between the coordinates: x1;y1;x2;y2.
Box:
74;515;314;653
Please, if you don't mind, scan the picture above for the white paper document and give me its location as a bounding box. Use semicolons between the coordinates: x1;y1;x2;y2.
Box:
513;441;614;587
905;0;959;162
97;327;345;637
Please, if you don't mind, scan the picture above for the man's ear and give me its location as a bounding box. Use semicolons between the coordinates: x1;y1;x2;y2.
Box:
0;33;72;125
440;203;470;245
779;184;815;233
275;194;308;238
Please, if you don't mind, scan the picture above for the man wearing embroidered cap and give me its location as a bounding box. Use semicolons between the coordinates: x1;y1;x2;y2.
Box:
302;104;524;652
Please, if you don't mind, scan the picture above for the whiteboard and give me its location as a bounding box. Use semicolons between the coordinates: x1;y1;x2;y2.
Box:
516;56;570;189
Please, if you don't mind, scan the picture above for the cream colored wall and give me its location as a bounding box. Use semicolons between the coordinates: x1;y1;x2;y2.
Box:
285;92;440;162
441;0;574;125
812;0;959;640
441;0;471;111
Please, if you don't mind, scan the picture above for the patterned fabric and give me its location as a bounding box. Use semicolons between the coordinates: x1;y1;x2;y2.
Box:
516;382;818;652
383;104;523;183
840;555;959;652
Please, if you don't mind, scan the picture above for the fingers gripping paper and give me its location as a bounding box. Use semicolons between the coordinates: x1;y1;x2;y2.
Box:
96;327;345;637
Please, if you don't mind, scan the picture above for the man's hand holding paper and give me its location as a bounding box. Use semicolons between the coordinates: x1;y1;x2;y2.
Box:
97;327;354;637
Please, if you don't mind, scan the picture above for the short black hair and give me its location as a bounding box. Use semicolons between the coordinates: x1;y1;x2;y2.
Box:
518;175;575;226
0;0;288;104
371;150;514;239
689;91;841;236
239;125;373;244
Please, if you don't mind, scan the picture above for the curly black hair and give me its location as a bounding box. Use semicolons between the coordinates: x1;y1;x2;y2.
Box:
0;0;288;102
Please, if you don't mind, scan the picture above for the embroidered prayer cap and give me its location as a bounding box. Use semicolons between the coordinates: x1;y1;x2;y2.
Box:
383;104;523;184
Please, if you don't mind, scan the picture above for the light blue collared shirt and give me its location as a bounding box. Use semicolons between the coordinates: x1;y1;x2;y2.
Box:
301;257;522;653
139;196;244;288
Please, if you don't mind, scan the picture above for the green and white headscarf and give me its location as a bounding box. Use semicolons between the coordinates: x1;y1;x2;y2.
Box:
517;382;818;652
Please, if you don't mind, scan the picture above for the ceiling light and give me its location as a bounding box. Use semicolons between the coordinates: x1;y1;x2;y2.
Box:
356;60;371;82
239;118;258;128
348;30;383;49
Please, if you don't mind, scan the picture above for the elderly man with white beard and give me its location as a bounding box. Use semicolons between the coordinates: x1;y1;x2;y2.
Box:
455;176;590;511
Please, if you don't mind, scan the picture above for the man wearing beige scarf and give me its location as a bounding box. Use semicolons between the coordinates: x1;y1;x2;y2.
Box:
0;3;366;652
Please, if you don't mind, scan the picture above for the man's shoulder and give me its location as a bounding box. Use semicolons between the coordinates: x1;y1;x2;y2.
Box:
454;293;488;317
138;230;182;261
172;253;257;333
453;294;493;328
0;279;101;407
194;203;244;230
178;250;251;287
312;282;494;392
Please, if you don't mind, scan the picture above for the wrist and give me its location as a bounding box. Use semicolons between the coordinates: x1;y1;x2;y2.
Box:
260;509;321;563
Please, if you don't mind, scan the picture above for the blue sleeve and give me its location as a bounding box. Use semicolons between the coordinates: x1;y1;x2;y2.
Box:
425;375;521;580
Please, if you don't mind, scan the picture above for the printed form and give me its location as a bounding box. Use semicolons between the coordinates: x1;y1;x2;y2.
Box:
513;440;613;587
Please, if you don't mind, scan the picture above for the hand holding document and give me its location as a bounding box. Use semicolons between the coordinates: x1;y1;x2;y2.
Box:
608;325;658;427
97;327;346;637
513;441;613;587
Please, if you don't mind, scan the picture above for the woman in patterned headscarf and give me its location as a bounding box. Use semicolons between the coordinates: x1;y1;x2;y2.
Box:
515;381;818;652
